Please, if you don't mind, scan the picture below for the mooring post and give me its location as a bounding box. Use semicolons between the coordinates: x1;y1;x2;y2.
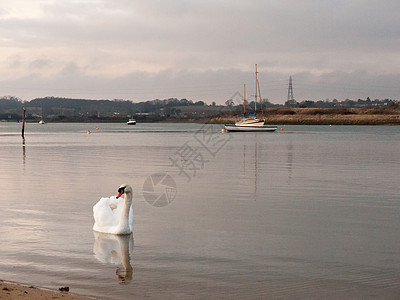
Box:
21;108;26;139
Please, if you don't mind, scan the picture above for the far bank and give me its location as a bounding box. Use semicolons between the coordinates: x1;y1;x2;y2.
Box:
209;107;400;125
3;107;399;125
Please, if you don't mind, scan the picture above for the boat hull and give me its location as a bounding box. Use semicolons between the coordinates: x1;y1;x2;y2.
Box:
224;124;277;132
235;119;264;127
126;119;136;125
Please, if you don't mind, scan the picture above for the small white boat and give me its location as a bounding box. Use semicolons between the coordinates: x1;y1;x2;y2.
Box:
126;118;136;125
225;124;277;132
38;119;45;124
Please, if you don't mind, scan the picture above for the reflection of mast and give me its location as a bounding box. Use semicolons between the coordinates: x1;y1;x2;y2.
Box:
254;142;257;201
243;144;246;174
241;139;258;201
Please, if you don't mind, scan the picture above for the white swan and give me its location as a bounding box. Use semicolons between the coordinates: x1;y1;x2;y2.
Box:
93;184;133;235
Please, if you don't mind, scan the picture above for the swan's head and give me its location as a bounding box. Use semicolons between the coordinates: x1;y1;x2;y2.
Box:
116;184;133;198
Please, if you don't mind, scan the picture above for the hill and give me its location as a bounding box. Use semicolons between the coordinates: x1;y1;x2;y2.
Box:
0;96;399;124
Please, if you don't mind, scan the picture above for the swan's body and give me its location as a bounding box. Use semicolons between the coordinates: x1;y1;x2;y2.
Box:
93;184;133;235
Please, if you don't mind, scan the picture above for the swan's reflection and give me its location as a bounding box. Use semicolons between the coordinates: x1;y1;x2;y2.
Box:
93;232;134;283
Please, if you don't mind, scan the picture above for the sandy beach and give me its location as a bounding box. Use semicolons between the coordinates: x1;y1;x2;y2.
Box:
0;280;93;300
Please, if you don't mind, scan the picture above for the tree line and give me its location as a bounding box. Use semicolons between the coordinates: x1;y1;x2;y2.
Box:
0;95;398;122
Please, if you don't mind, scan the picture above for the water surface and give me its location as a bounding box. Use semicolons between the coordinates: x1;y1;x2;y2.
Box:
0;123;399;299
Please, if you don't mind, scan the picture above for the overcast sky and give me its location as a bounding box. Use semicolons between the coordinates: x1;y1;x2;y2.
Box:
0;0;399;104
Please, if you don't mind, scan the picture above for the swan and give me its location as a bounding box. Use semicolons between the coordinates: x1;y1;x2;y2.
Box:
93;184;133;235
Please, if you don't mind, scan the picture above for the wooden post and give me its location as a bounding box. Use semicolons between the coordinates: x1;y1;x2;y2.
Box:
21;108;26;139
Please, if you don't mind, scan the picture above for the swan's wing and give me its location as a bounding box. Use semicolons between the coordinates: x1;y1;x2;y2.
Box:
108;196;120;211
93;196;122;230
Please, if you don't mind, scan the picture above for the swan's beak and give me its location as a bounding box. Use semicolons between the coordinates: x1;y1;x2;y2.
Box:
116;191;124;198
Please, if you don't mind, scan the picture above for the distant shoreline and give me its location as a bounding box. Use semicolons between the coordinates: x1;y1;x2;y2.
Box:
209;107;400;125
2;107;399;125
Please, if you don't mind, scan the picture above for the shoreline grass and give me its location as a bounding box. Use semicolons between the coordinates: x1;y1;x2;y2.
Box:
209;107;400;125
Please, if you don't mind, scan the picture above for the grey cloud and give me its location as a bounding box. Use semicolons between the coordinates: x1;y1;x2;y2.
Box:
29;59;51;69
0;0;399;103
2;68;399;104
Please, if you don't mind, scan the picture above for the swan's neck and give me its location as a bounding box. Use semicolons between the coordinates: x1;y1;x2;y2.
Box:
117;193;132;234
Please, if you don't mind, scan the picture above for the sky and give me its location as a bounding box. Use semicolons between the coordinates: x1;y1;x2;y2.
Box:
0;0;399;104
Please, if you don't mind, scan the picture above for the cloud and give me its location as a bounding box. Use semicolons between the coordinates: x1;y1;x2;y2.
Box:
29;58;51;69
0;0;399;103
2;67;399;104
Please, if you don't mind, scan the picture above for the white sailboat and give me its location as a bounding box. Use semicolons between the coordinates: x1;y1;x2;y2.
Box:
225;64;277;132
39;101;46;124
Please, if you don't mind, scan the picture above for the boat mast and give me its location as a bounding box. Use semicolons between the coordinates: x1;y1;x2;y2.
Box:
257;79;264;116
254;64;258;113
243;84;246;115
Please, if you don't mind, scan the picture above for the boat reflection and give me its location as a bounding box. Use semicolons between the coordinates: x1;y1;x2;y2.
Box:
93;232;134;283
241;141;259;201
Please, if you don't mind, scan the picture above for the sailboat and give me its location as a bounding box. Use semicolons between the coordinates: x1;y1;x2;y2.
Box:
38;101;46;124
225;64;277;132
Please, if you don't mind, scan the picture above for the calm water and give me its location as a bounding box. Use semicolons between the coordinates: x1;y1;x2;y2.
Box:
0;123;399;299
